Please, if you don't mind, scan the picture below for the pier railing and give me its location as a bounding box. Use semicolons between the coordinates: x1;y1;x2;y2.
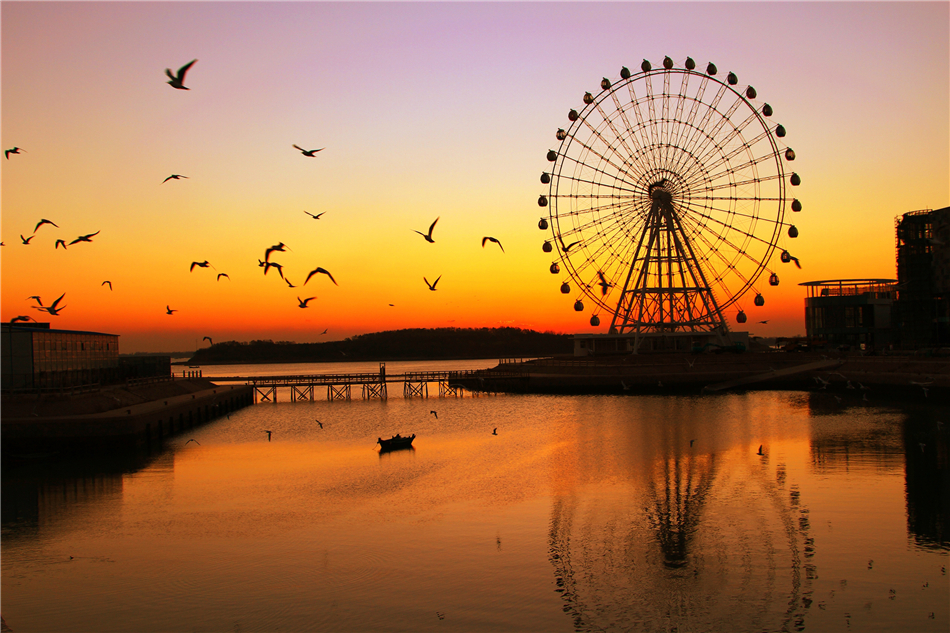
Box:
209;369;496;403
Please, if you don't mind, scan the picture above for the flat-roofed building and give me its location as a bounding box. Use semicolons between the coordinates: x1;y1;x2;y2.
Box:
800;279;897;351
1;323;120;390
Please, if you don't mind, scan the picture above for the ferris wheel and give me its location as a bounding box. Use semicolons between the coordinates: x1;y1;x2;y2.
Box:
539;56;801;334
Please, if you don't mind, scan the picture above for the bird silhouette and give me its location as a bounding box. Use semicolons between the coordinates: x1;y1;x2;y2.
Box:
217;273;230;281
184;438;201;445
414;217;439;243
481;236;505;252
560;238;581;252
758;320;769;324
102;281;112;290
68;230;100;245
285;278;296;288
757;445;765;455
297;296;316;308
27;295;43;306
5;147;25;159
166;305;177;315
430;410;438;419
320;328;328;334
55;239;67;250
264;262;285;279
304;211;325;219
190;261;213;272
596;271;612;296
162;174;188;183
304;267;337;285
292;144;323;157
424;275;441;291
34;292;66;316
166;59;197;90
20;234;33;245
264;430;272;441
203;336;213;345
264;242;289;262
492;428;498;435
33;219;58;232
316;420;323;429
9;315;36;323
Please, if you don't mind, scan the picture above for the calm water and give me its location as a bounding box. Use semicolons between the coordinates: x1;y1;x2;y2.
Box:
2;361;948;632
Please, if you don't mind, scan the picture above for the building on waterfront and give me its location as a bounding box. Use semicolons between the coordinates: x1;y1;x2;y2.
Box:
799;279;897;351
894;206;950;350
1;323;120;390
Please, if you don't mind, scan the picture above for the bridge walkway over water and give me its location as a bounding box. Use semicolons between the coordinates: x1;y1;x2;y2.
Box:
208;365;488;403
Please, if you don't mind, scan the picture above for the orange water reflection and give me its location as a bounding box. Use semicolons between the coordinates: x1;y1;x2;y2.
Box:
2;392;947;632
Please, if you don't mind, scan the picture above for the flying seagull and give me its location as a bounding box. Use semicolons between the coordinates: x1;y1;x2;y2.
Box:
166;305;177;315
217;273;230;281
190;260;214;272
184;438;201;446
5;147;25;159
297;296;316;308
68;230;100;245
596;271;612;296
102;281;113;290
424;275;441;291
292;144;323;157
303;211;325;219
414;217;439;243
304;267;337;286
758;320;769;324
263;261;284;279
55;239;67;250
264;242;289;262
285;278;296;288
320;328;328;335
20;234;33;245
430;410;438;419
481;236;505;252
34;292;66;316
166;59;197;90
9;315;37;323
162;174;188;183
27;295;43;306
203;336;213;345
33;219;58;232
558;236;581;252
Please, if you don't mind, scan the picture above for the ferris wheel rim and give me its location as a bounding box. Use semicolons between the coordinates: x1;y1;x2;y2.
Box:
540;57;798;330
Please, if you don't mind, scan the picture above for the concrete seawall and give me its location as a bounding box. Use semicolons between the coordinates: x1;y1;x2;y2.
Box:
1;378;254;455
454;352;950;400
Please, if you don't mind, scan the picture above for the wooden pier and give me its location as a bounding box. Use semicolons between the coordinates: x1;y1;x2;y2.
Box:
209;364;485;403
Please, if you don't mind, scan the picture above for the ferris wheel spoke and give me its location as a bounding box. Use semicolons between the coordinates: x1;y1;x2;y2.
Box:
678;200;777;249
562;130;643;190
702;152;782;188
679;225;758;309
680;210;774;278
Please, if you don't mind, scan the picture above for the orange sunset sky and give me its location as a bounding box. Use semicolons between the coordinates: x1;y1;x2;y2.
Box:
2;1;948;353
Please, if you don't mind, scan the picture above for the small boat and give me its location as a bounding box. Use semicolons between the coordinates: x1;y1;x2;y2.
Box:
377;433;415;451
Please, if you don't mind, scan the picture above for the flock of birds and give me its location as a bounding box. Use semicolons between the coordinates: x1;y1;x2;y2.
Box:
5;58;509;332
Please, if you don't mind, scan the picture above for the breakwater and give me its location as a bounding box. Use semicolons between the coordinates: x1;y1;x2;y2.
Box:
1;377;253;456
451;352;950;400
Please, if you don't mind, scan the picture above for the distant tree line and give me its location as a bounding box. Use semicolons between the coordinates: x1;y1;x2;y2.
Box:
187;327;573;364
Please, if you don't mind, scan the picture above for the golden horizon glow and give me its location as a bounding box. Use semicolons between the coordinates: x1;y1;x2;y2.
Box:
3;2;947;352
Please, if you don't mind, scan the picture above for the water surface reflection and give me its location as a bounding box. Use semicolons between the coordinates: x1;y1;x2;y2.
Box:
2;391;947;632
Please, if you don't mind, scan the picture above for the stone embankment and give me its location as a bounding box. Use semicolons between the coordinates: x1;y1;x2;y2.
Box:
1;377;253;455
457;352;950;400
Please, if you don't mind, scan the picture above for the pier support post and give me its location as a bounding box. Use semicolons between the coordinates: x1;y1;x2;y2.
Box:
328;384;351;401
404;381;427;398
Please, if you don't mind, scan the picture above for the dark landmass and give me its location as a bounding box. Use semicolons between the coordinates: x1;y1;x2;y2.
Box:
187;327;573;365
122;351;194;359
